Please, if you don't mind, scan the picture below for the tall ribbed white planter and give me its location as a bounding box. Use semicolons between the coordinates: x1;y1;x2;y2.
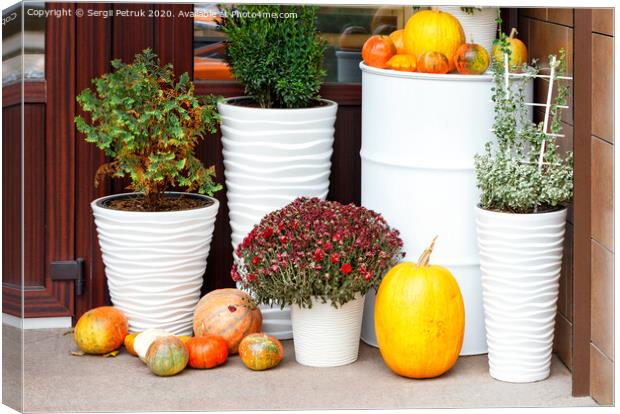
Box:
91;192;219;336
291;295;365;367
440;7;499;54
476;207;567;383
359;63;533;355
219;98;338;340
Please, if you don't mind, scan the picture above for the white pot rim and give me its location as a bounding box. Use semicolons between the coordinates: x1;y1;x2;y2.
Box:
91;192;219;217
219;96;337;112
476;205;568;217
360;62;493;82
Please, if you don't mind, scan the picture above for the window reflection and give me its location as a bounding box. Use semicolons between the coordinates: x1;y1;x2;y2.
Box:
2;2;45;84
192;4;408;83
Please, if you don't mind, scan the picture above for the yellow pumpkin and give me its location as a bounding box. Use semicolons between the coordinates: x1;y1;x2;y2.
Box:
375;237;465;379
403;8;465;71
492;28;528;71
386;54;417;72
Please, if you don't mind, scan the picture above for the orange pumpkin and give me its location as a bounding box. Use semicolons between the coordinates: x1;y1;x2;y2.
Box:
124;333;139;356
186;335;228;369
238;333;284;371
362;35;396;69
416;51;450;74
74;306;128;355
403;8;464;71
454;43;490;75
388;29;406;54
492;28;528;71
386;54;417;72
193;288;262;354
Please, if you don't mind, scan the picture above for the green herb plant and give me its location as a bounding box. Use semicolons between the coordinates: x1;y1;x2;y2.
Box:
474;32;573;213
75;49;222;210
220;5;327;109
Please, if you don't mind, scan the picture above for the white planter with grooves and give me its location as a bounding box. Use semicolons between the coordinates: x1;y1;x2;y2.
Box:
291;295;365;367
439;7;499;54
476;207;567;383
91;192;219;336
218;98;338;340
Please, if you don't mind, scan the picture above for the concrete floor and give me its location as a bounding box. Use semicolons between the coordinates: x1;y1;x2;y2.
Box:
5;326;598;412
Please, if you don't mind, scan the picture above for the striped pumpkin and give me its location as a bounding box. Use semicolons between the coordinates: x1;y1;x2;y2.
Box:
239;333;284;371
193;289;262;354
146;336;189;377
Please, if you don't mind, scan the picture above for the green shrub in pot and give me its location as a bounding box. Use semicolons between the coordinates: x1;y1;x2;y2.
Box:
75;48;222;210
74;49;223;335
216;5;339;340
221;5;327;108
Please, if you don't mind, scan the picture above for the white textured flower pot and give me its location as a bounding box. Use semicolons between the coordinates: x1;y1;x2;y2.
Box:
440;7;499;54
91;192;219;336
476;207;567;383
219;98;337;340
359;63;533;356
291;295;365;367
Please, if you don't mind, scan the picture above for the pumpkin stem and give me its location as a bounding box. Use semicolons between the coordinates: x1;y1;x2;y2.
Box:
431;6;440;13
509;27;518;39
417;236;438;267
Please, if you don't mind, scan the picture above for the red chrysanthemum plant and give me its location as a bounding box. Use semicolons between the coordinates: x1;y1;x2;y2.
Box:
233;197;405;308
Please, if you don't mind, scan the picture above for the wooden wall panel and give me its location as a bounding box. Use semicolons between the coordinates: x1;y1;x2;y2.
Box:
2;105;22;290
588;9;614;404
591;33;614;143
572;8;592;397
74;2;113;320
590;343;614;405
23;105;46;289
328;105;361;205
154;3;194;78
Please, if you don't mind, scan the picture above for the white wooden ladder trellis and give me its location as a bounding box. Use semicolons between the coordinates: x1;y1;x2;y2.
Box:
496;52;573;171
491;53;573;171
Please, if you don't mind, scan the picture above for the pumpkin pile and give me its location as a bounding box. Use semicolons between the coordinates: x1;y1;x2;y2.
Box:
72;289;284;377
360;8;529;76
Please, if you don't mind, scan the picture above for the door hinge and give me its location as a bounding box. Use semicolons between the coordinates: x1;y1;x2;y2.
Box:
51;258;84;296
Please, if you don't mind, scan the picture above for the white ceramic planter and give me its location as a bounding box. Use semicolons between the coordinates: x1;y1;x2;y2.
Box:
476;207;567;383
219;98;338;340
440;7;499;54
91;192;219;336
291;295;365;367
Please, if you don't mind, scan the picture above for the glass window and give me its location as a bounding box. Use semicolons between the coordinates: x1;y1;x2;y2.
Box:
193;4;408;83
2;2;45;84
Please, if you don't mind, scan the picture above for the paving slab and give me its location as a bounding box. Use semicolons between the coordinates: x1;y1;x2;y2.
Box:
13;327;597;412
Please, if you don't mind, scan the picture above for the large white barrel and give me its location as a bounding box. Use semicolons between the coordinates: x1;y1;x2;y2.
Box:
359;63;496;355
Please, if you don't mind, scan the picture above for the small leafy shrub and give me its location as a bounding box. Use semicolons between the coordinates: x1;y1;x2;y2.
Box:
75;49;222;210
233;197;404;308
221;5;326;109
474;34;573;213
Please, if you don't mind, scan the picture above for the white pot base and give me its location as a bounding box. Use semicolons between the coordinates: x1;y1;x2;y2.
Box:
477;207;566;383
291;295;365;368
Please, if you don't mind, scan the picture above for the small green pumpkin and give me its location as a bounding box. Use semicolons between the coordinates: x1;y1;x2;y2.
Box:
238;333;284;371
146;336;189;376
